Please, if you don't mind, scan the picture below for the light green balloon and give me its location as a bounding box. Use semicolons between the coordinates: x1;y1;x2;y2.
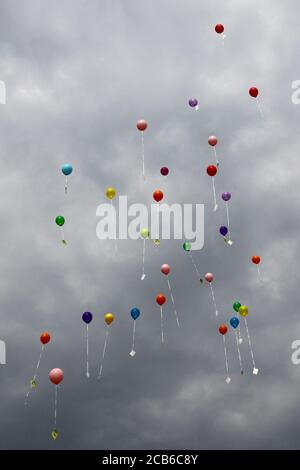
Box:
140;228;150;239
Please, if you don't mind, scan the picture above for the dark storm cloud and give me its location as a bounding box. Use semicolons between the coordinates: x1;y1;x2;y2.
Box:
0;0;300;450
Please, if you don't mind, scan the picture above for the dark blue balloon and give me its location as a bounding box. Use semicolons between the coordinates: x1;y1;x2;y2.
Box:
219;226;228;237
230;316;239;329
130;307;140;320
82;311;93;324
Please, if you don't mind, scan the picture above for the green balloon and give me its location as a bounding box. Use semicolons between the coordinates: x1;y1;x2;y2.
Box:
183;241;191;252
233;301;241;313
55;215;65;227
140;228;150;239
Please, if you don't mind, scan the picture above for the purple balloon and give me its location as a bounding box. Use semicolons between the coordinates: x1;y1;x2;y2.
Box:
222;192;231;202
188;97;198;108
219;226;228;237
82;312;93;324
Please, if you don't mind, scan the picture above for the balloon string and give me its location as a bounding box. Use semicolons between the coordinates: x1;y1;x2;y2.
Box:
110;200;118;253
54;385;58;429
257;265;262;281
25;345;45;405
167;278;180;327
237;324;243;344
222;336;230;383
65;176;68;194
86;324;90;378
141;131;145;180
213;146;219;166
226;202;231;240
98;327;109;379
256;98;264;118
131;320;136;352
211;177;218;211
188;252;201;279
235;331;243;374
210;283;218;316
141;238;146;280
244;317;257;372
60;227;66;244
160;306;164;344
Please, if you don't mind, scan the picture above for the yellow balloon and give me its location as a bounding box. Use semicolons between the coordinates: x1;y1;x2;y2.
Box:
104;313;114;326
239;305;248;317
140;228;150;239
105;187;116;200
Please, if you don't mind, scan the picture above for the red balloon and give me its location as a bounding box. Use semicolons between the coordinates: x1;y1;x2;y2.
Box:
208;135;218;147
161;264;170;276
249;87;259;98
137;119;148;131
215;24;224;34
153;190;163;202
207;165;217;177
160;167;169;176
49;368;64;385
219;324;228;335
205;273;214;283
40;332;51;345
252;255;261;265
156;293;166;306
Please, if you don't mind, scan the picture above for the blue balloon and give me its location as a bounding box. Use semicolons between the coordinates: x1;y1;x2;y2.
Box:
219;226;228;237
82;311;93;324
230;316;239;329
130;307;140;320
62;163;73;176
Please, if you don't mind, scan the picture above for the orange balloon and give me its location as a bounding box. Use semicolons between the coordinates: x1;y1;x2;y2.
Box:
252;255;260;265
40;332;51;345
219;324;228;335
153;190;163;203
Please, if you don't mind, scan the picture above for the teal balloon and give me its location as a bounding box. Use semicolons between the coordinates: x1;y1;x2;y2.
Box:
62;163;73;176
130;308;140;320
230;316;239;329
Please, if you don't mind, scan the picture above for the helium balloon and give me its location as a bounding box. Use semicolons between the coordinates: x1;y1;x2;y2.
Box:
137;119;148;179
208;136;218;147
230;317;244;374
49;368;64;385
62;164;73;194
104;313;114;326
252;255;260;265
130;308;140;357
239;305;248;317
82;312;93;324
219;324;228;335
233;301;241;312
105;187;116;200
215;24;224;34
249;87;259;98
219;226;228;237
49;368;64;440
183;241;191;251
82;312;93;378
156;293;166;306
222;192;231;201
137;119;148;131
230;317;239;329
140;228;150;239
206;166;218;211
161;264;170;275
130;308;140;320
140;228;150;280
218;324;231;383
55;215;65;227
160;264;180;327
156;294;166;344
205;273;214;283
40;332;51;345
153;190;164;203
160;166;169;176
188;97;198;110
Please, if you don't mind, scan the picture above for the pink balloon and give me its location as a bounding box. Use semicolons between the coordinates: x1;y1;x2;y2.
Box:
49;368;64;385
161;264;170;275
208;136;218;147
205;273;214;283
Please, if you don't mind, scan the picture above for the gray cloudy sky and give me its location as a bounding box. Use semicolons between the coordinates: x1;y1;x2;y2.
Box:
0;0;300;450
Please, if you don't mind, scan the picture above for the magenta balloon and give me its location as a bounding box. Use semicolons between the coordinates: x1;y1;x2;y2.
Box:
205;273;214;283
